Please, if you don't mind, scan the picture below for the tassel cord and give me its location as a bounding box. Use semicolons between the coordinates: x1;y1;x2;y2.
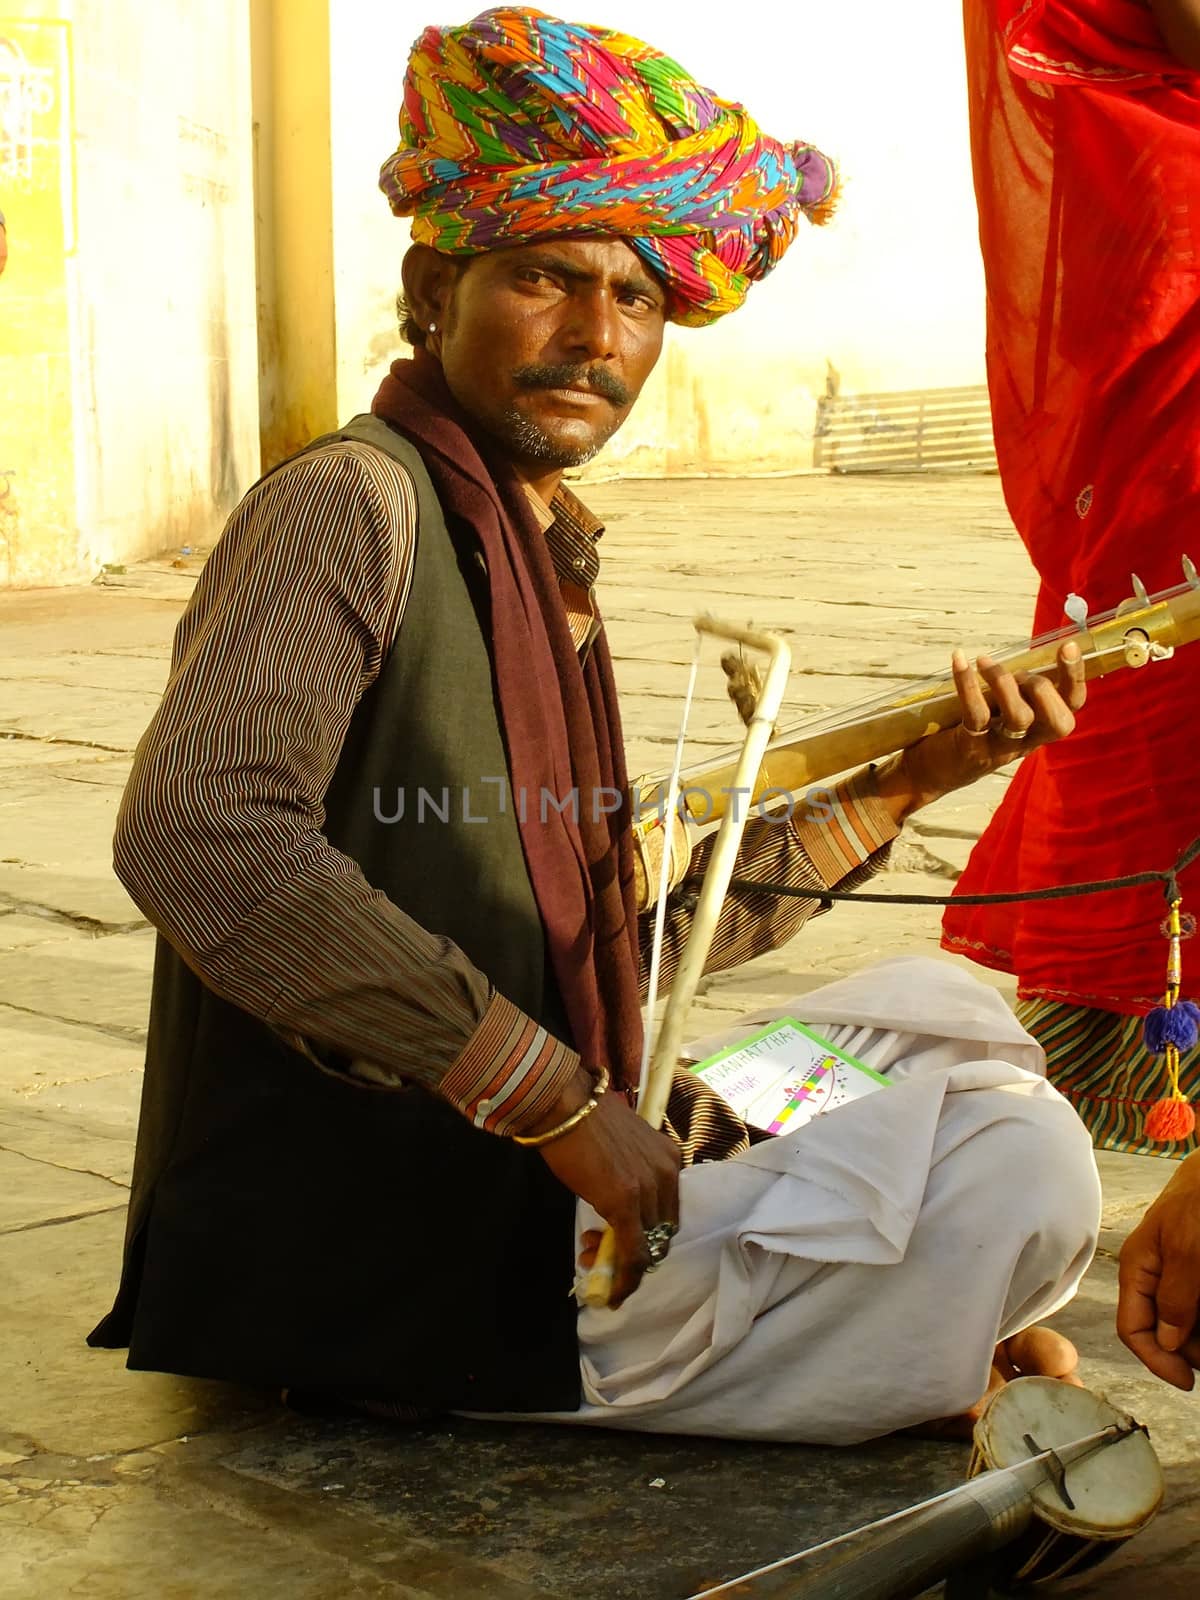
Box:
705;834;1200;912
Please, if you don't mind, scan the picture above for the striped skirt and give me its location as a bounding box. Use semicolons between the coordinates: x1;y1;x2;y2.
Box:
1016;997;1200;1158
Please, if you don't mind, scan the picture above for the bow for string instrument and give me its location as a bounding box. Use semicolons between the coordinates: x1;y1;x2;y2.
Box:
579;562;1200;1310
580;617;792;1308
633;559;1200;847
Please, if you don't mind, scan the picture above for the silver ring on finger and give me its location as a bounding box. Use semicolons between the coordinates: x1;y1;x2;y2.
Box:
644;1221;678;1267
994;718;1031;741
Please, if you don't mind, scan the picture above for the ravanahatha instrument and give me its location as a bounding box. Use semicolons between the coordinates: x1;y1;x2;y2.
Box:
636;561;1200;844
581;566;1200;1307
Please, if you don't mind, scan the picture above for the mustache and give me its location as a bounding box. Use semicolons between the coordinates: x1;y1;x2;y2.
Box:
512;362;631;408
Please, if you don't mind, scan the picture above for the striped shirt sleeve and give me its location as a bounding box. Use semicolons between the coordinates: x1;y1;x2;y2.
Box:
792;767;898;884
439;994;581;1136
113;441;508;1104
640;769;899;999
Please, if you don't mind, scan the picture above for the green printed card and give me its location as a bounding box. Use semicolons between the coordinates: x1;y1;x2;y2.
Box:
692;1017;891;1136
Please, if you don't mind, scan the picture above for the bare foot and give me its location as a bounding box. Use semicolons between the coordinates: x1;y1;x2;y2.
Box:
906;1325;1082;1441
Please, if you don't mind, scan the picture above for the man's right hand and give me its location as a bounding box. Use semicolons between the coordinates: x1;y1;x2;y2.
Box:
1118;1149;1200;1388
532;1069;681;1308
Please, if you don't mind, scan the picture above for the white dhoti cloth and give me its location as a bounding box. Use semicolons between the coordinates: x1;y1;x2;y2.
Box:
514;957;1102;1445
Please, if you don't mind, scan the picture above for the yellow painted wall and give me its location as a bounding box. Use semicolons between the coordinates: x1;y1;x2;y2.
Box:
69;0;260;569
326;0;987;474
1;0;260;586
0;13;76;585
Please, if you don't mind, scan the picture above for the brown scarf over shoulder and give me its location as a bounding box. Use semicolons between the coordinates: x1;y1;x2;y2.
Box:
372;354;644;1091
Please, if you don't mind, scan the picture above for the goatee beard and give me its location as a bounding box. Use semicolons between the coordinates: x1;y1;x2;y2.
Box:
494;407;608;469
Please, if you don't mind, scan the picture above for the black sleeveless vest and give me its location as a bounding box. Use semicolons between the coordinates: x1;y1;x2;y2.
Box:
89;418;582;1411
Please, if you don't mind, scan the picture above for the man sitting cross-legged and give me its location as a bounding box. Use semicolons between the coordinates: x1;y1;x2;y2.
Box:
89;6;1100;1443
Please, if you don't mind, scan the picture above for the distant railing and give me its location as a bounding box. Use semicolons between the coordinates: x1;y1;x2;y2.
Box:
813;384;997;473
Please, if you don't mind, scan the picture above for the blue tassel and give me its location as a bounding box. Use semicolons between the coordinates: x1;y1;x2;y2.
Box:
1144;1000;1200;1055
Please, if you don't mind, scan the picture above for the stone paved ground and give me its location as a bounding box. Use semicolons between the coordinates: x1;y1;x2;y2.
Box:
2;473;1198;1598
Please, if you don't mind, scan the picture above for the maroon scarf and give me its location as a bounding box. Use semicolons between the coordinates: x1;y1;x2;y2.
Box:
372;355;644;1091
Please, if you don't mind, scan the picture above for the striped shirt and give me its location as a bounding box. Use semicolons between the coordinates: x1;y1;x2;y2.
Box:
113;440;898;1138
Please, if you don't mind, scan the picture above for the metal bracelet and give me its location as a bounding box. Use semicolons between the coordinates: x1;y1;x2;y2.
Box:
512;1066;611;1148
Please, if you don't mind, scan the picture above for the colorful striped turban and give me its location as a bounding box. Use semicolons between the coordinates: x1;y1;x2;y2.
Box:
379;7;838;327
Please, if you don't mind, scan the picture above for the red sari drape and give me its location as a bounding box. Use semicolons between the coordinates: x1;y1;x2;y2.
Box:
943;0;1200;1012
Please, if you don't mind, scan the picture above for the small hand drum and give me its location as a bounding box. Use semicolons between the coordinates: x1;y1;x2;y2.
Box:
968;1377;1163;1587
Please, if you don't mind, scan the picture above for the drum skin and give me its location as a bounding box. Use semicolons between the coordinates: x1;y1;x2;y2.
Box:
968;1377;1163;1586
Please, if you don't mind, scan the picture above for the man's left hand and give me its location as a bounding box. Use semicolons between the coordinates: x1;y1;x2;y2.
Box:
875;641;1085;823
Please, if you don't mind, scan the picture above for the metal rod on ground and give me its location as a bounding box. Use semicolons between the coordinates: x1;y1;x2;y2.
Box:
686;1424;1135;1600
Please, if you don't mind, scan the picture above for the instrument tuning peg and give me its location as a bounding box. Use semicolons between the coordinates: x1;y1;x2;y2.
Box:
1116;575;1152;618
1184;555;1199;589
1064;593;1089;629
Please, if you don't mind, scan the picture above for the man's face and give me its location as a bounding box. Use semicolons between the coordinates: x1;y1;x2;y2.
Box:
413;238;667;474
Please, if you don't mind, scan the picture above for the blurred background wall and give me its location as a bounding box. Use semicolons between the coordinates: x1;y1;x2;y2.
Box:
1;0;259;585
0;0;985;585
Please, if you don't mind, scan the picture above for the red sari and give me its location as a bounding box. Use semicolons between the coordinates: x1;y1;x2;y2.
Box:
943;0;1200;1013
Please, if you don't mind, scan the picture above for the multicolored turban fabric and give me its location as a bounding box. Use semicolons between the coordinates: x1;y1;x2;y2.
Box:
379;7;838;326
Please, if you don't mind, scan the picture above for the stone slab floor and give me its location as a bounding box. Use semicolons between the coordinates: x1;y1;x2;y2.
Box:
2;472;1197;1598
